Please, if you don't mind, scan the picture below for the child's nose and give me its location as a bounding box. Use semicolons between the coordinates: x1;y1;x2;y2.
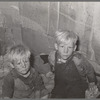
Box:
22;62;26;68
64;47;68;53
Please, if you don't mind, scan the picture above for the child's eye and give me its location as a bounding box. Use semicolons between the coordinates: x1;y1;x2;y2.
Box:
25;60;29;63
69;47;73;49
17;62;21;65
60;46;64;48
25;61;28;63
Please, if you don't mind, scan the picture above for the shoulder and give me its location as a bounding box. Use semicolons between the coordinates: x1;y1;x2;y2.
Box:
30;68;37;76
48;51;56;66
73;51;84;66
49;51;56;56
73;51;84;58
30;68;43;83
73;51;94;70
4;68;18;79
30;68;41;78
3;70;15;85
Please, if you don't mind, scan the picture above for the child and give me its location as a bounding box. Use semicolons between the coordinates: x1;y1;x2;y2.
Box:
2;44;46;99
48;30;97;98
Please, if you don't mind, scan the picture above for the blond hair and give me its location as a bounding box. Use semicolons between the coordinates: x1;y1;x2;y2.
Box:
7;44;31;62
55;30;78;46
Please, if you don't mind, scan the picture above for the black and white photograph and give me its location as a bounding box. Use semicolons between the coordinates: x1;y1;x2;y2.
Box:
0;1;100;99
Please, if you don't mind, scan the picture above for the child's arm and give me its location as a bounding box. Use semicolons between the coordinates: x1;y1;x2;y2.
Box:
2;73;14;98
81;58;100;98
73;52;97;83
48;51;55;66
83;59;97;83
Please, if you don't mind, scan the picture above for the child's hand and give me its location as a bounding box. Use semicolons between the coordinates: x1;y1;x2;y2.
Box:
89;82;96;91
46;72;54;79
89;82;99;95
41;94;49;99
85;82;100;98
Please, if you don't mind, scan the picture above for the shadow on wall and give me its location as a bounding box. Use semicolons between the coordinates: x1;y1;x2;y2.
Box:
21;27;54;56
0;27;7;56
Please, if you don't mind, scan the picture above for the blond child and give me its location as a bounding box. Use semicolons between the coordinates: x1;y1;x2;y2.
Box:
49;30;97;98
2;44;46;99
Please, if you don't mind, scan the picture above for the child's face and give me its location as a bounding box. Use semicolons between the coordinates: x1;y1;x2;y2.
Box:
55;39;76;61
13;56;30;75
